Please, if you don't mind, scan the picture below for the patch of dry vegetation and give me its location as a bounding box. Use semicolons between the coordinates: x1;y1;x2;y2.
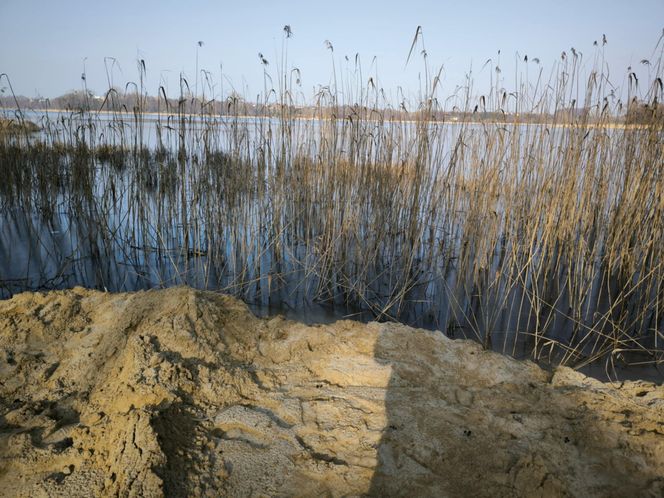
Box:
0;29;663;371
0;117;39;134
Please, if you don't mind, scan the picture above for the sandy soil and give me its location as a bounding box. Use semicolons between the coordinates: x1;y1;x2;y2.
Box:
0;287;662;497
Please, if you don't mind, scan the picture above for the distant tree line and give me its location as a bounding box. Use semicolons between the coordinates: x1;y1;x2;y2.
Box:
1;90;662;125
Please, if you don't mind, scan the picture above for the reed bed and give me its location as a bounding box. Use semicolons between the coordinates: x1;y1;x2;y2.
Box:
0;34;663;372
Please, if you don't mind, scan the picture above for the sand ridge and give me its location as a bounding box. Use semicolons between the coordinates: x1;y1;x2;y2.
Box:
0;286;662;497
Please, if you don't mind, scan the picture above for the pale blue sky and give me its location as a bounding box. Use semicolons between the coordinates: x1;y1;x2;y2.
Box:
1;0;662;104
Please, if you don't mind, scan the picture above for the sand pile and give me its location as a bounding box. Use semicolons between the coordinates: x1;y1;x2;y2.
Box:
0;287;662;497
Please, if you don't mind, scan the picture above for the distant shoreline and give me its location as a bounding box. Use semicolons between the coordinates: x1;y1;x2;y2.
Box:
1;107;651;130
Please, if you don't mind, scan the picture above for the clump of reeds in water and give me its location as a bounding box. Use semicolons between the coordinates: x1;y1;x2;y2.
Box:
1;30;663;375
0;117;40;134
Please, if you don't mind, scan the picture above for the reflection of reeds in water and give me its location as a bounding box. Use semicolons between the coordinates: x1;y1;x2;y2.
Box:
0;35;663;372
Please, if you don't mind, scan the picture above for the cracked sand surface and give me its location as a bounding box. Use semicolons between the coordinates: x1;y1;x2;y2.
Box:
0;287;662;497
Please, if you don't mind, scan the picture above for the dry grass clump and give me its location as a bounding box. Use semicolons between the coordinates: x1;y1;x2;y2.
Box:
0;117;40;134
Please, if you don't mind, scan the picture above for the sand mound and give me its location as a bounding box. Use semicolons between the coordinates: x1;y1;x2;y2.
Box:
0;287;662;497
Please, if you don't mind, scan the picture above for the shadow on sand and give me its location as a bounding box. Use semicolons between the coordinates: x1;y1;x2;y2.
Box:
367;323;664;497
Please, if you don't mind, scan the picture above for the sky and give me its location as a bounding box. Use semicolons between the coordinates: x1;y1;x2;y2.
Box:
1;0;663;105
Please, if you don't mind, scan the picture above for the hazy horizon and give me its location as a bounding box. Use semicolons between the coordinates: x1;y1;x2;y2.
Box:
1;0;663;105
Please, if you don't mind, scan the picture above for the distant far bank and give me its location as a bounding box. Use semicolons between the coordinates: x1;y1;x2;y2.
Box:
0;107;655;130
2;89;663;128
